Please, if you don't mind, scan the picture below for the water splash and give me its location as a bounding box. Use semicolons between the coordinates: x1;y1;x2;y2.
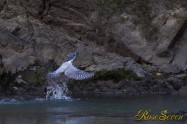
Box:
46;82;70;99
46;74;70;100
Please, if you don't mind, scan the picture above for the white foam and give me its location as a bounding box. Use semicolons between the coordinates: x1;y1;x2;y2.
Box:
46;81;71;100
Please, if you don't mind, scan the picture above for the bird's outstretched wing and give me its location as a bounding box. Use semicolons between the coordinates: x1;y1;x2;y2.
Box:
64;64;94;80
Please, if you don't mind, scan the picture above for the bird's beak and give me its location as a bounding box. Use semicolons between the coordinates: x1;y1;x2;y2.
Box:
76;53;79;55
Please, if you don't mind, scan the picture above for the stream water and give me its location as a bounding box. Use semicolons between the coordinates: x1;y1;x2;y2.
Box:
0;95;186;124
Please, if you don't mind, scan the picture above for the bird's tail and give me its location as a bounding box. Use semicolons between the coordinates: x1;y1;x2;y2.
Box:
89;72;95;78
46;71;59;78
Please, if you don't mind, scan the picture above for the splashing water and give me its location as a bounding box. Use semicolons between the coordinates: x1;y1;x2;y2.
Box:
46;82;70;99
46;74;71;100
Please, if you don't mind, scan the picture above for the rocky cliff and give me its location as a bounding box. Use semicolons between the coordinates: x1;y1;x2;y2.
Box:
0;0;187;96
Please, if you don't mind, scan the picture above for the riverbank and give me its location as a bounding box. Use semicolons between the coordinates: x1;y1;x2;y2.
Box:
1;64;187;97
69;70;187;97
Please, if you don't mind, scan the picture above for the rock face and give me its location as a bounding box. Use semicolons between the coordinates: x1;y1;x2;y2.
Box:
109;3;187;68
0;0;187;96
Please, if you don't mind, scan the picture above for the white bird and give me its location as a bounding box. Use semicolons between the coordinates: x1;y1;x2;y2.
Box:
47;52;94;80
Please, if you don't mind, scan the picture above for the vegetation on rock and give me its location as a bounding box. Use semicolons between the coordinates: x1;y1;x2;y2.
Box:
68;69;142;90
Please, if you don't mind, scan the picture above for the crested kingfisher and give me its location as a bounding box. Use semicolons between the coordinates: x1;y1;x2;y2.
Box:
47;52;94;80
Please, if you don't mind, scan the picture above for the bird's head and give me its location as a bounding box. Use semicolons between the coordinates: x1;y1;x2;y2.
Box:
66;52;78;62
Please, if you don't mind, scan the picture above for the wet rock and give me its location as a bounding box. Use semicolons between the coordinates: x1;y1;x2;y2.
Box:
176;74;187;78
167;76;183;91
13;87;26;95
125;60;146;78
69;74;179;97
15;75;27;85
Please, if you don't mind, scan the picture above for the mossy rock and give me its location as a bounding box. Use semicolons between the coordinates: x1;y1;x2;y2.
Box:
68;69;142;89
21;66;47;86
93;69;140;81
36;67;47;85
21;70;38;84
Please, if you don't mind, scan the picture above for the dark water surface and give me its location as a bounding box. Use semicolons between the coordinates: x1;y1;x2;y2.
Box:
0;95;186;124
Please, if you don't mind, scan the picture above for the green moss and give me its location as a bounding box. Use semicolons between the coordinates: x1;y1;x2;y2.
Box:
21;66;47;86
36;67;47;85
25;74;38;84
92;69;142;81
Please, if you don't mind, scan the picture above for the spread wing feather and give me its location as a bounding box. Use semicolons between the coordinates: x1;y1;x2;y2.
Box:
64;64;94;80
